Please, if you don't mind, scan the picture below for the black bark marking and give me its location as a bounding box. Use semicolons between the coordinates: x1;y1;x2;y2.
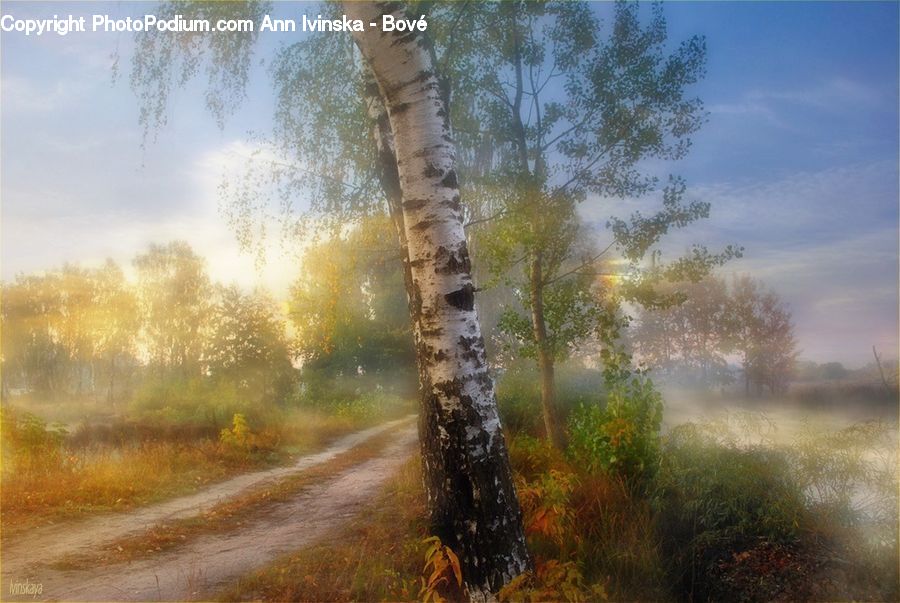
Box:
440;194;462;213
422;163;442;179
440;169;458;189
444;283;475;312
403;198;428;211
412;219;437;232
392;101;411;115
390;29;420;48
434;245;471;275
420;326;445;338
458;335;480;363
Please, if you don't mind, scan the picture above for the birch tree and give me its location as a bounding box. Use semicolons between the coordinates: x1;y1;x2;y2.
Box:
127;1;529;594
343;2;529;592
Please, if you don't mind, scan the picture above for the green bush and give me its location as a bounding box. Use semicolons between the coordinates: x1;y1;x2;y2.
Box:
496;368;543;436
129;378;258;429
654;423;807;600
1;407;68;475
496;363;605;438
333;391;409;424
568;373;663;488
219;413;254;450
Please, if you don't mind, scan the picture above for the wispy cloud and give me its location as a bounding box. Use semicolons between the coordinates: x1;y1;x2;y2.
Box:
710;77;886;121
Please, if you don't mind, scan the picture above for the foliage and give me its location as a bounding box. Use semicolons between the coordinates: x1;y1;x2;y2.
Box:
134;241;212;380
633;273;798;393
788;421;898;540
507;433;666;600
730;274;798;395
219;413;254;450
568;372;663;487
420;536;465;603
294;369;415;424
498;559;609;603
1;261;139;400
130;378;252;429
288;218;414;376
1;407;67;476
496;363;605;436
654;422;808;599
206;285;296;405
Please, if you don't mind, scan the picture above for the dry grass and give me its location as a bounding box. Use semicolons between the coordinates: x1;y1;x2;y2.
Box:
48;424;409;569
220;434;669;603
1;406;380;534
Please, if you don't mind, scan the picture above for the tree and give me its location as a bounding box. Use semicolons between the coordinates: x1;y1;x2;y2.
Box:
632;275;734;387
344;3;530;592
1;260;139;401
459;2;737;446
1;273;66;396
127;1;529;593
88;260;140;404
133;241;212;380
289;218;413;376
206;285;296;405
730;275;797;396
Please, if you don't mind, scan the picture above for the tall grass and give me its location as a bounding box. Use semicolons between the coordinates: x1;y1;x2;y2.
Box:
0;401;402;533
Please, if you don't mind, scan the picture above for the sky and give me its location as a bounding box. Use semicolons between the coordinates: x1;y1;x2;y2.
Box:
1;1;898;368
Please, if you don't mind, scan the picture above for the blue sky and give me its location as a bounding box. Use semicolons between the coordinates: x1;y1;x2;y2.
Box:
1;1;897;367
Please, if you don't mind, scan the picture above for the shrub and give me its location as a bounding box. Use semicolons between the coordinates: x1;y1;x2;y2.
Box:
496;363;605;438
129;378;257;429
1;407;68;475
496;368;543;436
568;373;663;488
511;447;666;600
654;422;807;600
219;413;254;450
507;434;568;480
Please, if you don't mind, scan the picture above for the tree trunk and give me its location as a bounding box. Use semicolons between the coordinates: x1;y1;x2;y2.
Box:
507;21;562;450
529;255;565;449
346;2;530;596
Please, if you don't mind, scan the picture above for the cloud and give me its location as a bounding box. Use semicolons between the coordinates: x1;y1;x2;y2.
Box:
709;77;885;122
579;160;898;366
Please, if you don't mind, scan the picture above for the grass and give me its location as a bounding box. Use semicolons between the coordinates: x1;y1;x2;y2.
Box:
0;404;403;535
218;435;666;603
217;411;898;603
47;422;410;570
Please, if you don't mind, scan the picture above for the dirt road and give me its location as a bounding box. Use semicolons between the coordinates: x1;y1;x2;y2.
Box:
2;417;418;602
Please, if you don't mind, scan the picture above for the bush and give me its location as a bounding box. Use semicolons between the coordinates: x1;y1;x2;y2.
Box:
129;378;258;429
510;436;666;600
1;407;68;475
219;413;254;450
654;422;807;600
568;373;662;488
496;363;605;438
496;368;543;436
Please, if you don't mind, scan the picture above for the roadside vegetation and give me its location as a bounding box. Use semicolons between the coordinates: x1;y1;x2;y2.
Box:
0;241;415;533
1;390;411;534
223;364;899;602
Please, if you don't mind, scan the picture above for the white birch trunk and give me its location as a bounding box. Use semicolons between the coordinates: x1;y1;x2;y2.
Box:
346;1;530;595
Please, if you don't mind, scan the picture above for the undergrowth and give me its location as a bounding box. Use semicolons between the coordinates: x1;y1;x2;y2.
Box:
0;401;402;533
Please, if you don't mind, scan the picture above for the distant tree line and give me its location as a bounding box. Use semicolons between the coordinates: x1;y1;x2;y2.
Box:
0;241;295;406
632;274;798;395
